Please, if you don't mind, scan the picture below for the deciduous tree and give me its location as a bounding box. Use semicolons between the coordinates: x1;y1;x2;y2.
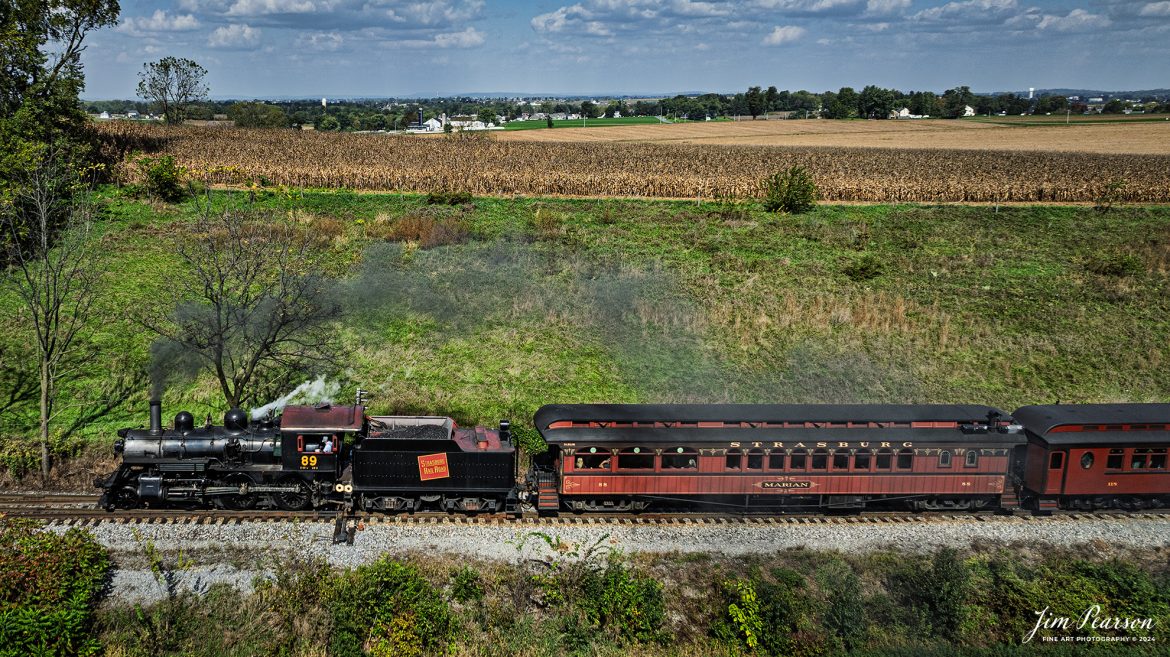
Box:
1;153;106;483
137;57;209;125
141;204;339;408
745;86;764;119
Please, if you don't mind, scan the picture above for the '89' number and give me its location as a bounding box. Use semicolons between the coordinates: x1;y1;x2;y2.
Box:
301;455;318;468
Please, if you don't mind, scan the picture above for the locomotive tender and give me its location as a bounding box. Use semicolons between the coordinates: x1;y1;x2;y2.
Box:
97;399;1170;516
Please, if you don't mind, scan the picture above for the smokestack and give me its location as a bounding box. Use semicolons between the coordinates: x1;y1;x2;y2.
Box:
150;400;163;434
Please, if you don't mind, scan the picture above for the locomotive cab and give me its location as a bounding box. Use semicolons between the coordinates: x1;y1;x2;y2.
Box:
278;403;366;476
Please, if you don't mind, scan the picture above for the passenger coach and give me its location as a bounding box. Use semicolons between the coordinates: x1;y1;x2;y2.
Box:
1014;404;1170;512
531;404;1026;514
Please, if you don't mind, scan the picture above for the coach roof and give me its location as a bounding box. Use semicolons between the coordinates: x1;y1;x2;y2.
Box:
1013;404;1170;446
536;404;1009;429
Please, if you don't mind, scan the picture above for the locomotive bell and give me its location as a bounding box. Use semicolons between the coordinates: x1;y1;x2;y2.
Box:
175;411;194;433
224;407;249;431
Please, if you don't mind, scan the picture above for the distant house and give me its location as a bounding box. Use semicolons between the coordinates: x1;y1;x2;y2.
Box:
423;118;443;132
963;105;976;117
613;111;622;118
98;111;110;119
891;107;928;119
126;110;139;119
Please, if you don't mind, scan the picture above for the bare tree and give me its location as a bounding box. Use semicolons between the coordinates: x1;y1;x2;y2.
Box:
1;153;104;483
142;204;339;408
136;57;209;125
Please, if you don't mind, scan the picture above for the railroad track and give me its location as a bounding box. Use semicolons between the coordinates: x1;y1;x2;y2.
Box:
3;501;1168;527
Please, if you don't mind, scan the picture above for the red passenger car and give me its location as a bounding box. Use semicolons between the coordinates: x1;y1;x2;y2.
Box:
531;404;1024;514
1013;404;1170;512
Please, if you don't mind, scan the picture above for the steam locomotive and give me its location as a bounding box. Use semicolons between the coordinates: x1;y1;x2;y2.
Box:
96;398;1170;516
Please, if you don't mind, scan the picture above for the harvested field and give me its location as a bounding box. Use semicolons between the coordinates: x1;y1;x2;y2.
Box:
497;118;1170;155
99;123;1170;203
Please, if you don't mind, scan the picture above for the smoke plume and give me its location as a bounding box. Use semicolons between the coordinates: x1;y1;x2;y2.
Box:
251;375;340;420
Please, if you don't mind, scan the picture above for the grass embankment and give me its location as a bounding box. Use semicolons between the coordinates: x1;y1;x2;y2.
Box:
1;187;1169;478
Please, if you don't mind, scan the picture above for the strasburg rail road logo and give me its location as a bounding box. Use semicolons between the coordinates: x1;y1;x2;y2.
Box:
1024;606;1157;644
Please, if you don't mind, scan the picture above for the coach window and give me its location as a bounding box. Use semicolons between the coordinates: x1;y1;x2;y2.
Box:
854;450;871;471
725;449;743;470
1106;448;1124;470
1131;449;1150;470
747;449;764;470
1080;452;1094;470
832;451;849;470
938;450;952;468
662;447;698;470
1150;449;1167;469
896;448;914;470
1049;452;1064;470
875;448;893;470
790;451;808;470
965;450;979;468
811;449;828;470
768;451;786;470
576;448;611;470
618;447;654;470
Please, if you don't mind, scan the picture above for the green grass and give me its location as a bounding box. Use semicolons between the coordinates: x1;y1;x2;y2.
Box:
504;116;665;130
2;185;1169;470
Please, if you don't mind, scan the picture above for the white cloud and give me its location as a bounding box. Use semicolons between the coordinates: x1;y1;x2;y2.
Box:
912;0;1018;23
532;5;584;33
865;0;909;15
1035;8;1110;32
1139;1;1170;16
394;26;486;48
671;0;732;17
762;24;806;45
226;0;325;15
753;0;863;12
116;10;201;35
433;26;486;47
297;31;344;51
208;23;262;48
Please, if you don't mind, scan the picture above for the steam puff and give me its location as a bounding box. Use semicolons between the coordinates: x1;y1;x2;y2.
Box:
251;376;340;420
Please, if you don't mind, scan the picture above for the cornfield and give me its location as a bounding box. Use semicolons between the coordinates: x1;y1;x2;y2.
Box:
98;123;1170;203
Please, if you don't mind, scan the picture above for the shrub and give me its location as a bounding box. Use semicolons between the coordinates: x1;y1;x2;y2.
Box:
426;190;472;205
329;557;453;657
843;253;885;281
389;210;469;248
713;578;763;650
1094;178;1127;212
451;566;485;603
138;155;188;203
762;165;818;214
578;558;668;645
0;518;110;657
819;559;867;651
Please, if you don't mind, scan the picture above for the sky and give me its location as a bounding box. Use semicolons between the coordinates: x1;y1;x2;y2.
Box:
81;0;1170;99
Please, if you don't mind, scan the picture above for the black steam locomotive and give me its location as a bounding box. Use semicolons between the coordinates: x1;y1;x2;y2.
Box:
96;398;520;515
